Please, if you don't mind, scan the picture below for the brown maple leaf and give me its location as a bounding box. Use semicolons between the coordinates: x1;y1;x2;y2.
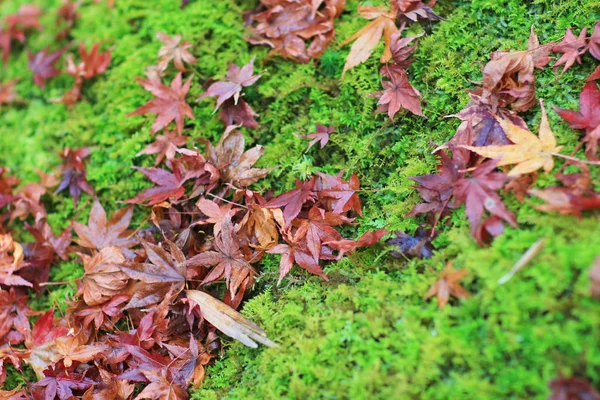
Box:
120;240;188;309
478;26;550;112
73;200;136;252
0;234;31;288
264;177;317;228
425;263;470;309
552;27;588;73
206;126;272;187
394;0;441;23
462;101;563;176
127;72;194;135
247;0;345;63
341;5;398;77
78;246;128;306
184;212;255;300
156;32;197;72
5;5;42;31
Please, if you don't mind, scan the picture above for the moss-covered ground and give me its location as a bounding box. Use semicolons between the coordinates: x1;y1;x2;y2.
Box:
1;0;600;398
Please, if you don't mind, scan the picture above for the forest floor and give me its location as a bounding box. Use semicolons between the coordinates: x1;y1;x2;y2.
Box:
1;0;600;399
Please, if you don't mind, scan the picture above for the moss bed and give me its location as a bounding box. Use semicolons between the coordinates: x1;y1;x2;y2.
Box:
1;0;600;398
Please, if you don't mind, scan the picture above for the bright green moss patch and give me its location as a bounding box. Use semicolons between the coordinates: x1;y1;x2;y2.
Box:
1;0;599;398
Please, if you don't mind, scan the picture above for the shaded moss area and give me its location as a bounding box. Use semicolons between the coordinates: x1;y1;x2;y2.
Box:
1;0;599;398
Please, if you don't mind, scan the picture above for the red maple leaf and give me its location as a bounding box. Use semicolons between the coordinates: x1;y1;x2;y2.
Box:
27;47;66;88
554;81;600;160
137;130;189;166
298;124;335;150
127;72;194;134
376;65;423;120
552;27;588;73
264;177;317;228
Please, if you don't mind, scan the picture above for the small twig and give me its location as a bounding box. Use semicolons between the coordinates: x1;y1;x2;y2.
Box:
497;238;545;285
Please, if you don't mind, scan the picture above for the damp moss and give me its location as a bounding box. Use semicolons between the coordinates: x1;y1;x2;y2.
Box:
1;0;599;398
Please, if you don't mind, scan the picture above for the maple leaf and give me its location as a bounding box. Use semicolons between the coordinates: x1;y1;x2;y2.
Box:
206;126;272;187
389;30;423;68
425;263;470;309
324;229;388;260
341;5;398;77
375;66;423;119
548;376;600;400
554;81;600;160
120;240;187;309
298;124;335;150
0;79;18;106
25;310;69;379
302;207;344;261
218;97;259;128
164;338;212;388
447;94;529;147
454;160;517;236
5;5;43;31
137;130;189;166
55;1;79;40
186;290;276;348
462;101;563;176
552;27;588;73
70;294;128;332
529;188;600;216
27;47;66;88
237;204;281;250
264;177;317;228
72;42;112;79
26;220;72;261
199;57;261;111
55;147;94;206
127;72;194;135
9;182;48;223
0;288;33;345
246;0;345;63
156;32;197;72
395;0;441;23
78;246;128;306
316;172;362;216
33;364;95;400
195;198;239;237
477;27;551;113
184;212;255;299
73;200;136;252
590;22;600;61
125;160;202;206
267;223;330;284
0;234;31;288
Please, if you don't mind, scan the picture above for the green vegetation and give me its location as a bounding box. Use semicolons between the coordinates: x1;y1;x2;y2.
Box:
1;0;599;398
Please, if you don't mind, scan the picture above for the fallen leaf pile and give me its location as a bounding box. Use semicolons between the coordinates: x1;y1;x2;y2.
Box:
246;0;346;63
0;14;385;398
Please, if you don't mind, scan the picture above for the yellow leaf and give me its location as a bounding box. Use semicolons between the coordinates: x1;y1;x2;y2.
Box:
461;100;563;176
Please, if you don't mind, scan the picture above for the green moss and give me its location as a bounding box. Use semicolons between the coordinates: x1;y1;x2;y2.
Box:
1;0;599;398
